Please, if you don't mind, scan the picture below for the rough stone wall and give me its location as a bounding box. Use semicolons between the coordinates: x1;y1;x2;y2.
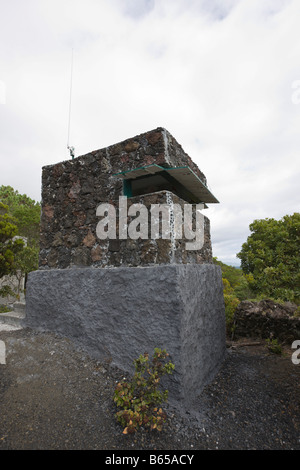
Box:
39;127;212;269
233;300;300;344
40;190;212;269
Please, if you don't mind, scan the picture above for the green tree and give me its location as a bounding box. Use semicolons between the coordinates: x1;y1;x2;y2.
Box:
213;257;253;301
0;202;24;297
0;186;40;284
0;186;41;300
0;185;40;246
13;245;38;296
213;258;243;332
237;213;300;303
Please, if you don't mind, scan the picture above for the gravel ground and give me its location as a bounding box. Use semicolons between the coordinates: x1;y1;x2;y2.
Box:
0;327;299;451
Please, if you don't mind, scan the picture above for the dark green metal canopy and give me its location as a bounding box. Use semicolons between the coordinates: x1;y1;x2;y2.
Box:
114;164;219;204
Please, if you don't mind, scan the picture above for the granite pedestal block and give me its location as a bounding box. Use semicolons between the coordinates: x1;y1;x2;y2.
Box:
25;264;226;405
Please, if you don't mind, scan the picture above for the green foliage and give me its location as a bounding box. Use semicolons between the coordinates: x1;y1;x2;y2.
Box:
0;187;40;292
0;304;12;313
13;245;39;278
213;257;253;301
222;278;240;331
113;348;175;434
213;258;247;332
237;213;300;304
0;185;41;245
0;202;24;282
0;285;17;299
265;338;282;355
294;306;300;318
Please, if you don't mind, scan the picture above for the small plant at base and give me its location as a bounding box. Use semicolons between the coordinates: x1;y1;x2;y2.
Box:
113;348;175;434
266;338;282;355
0;304;12;314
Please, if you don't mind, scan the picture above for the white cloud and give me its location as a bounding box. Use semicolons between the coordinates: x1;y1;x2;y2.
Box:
0;0;299;265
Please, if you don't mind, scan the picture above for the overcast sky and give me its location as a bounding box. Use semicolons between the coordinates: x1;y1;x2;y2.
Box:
0;0;299;265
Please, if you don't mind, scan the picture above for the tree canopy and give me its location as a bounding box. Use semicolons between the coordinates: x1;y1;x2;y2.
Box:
0;202;25;296
0;186;41;298
0;185;40;246
213;257;252;332
237;213;300;303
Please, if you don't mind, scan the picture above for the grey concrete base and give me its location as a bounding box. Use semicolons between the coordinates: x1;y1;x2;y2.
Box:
25;264;226;406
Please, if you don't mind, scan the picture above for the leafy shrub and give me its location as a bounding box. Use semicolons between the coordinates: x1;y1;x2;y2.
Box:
224;293;240;332
265;338;282;355
213;257;254;301
0;304;12;313
237;213;300;304
294;306;300;318
222;278;240;333
113;348;175;434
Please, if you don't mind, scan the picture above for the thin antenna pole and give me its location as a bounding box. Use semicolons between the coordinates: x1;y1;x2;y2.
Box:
67;48;75;159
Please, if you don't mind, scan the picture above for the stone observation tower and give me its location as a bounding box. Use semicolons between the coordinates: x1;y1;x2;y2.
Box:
25;127;226;405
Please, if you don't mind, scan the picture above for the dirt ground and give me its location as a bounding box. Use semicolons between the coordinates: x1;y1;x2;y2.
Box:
0;327;299;451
